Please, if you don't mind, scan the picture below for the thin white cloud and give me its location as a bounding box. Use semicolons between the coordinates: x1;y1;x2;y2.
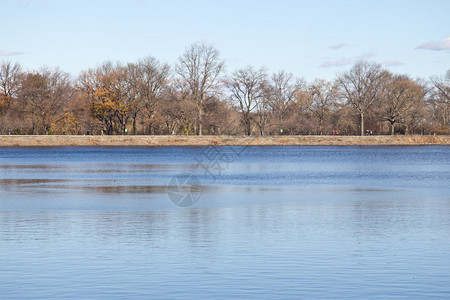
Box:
320;59;353;68
381;60;404;67
0;49;24;56
356;51;377;60
416;37;450;51
328;43;347;50
320;51;378;68
194;39;209;45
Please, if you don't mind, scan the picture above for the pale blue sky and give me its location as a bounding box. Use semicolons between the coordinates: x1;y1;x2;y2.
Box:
1;0;449;81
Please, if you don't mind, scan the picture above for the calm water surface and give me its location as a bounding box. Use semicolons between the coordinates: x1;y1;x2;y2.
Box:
0;146;449;299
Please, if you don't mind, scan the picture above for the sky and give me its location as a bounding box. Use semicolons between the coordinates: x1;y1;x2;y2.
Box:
1;0;449;82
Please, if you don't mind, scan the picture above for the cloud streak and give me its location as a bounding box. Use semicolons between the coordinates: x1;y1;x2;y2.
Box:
0;49;24;57
328;43;347;50
320;59;352;68
416;37;450;51
381;60;404;67
320;51;377;68
355;51;377;60
320;52;403;68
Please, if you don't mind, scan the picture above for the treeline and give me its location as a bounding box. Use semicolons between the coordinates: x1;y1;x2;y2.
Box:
1;44;449;136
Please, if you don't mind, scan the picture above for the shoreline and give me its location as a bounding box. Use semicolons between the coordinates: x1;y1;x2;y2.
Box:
0;135;449;147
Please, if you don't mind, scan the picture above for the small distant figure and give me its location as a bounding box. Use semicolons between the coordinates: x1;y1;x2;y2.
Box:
8;129;12;135
87;130;90;136
101;130;104;135
333;131;335;135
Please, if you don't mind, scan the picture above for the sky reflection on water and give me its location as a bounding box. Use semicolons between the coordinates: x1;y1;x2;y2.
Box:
0;146;449;299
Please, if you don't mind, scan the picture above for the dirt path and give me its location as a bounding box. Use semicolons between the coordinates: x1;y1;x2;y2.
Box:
0;135;449;146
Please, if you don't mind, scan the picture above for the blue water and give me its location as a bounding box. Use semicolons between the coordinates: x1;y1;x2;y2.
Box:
1;146;449;299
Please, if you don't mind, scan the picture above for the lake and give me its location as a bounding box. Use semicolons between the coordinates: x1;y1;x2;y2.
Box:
1;146;449;299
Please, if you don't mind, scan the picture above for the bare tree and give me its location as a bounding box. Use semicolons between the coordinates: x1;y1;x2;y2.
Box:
380;75;426;135
203;97;237;135
176;43;225;135
307;79;339;134
255;93;270;136
337;61;388;136
127;56;170;134
18;68;74;134
0;61;22;118
225;65;267;136
430;70;450;131
268;71;304;134
160;79;197;135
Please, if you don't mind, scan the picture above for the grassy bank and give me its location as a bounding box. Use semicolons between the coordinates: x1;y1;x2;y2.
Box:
0;135;449;146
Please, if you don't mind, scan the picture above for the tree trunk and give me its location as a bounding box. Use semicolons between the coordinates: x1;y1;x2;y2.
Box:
390;122;395;135
360;112;364;136
279;115;283;135
197;103;203;136
257;114;265;136
132;113;137;135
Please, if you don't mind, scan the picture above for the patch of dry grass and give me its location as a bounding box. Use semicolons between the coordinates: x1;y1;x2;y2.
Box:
0;135;448;147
